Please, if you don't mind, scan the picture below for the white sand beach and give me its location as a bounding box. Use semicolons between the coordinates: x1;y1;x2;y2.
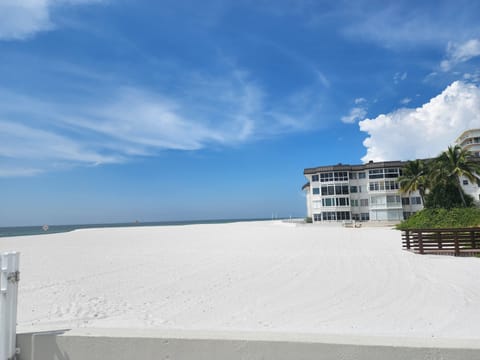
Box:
2;221;480;338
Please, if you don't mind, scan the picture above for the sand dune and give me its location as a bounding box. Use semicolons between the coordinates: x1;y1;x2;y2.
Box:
2;221;480;338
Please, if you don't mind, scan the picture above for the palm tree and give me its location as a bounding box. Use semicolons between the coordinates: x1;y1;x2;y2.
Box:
436;145;480;206
398;159;428;204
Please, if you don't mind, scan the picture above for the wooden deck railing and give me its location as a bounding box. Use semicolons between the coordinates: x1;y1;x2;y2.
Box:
402;228;480;256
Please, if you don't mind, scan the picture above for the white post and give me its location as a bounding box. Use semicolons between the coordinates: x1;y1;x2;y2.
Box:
0;252;20;360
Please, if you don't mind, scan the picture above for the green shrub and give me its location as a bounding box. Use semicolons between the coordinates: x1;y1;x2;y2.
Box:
424;182;474;209
397;208;480;230
305;216;312;223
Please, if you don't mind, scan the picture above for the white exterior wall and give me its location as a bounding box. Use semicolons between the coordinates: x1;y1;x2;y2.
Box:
304;187;312;218
460;175;480;205
456;129;480;204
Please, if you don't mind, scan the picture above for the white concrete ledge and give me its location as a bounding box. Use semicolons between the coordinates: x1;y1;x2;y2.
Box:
16;328;480;360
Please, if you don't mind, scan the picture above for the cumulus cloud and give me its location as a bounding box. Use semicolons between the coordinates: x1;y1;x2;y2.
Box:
0;0;102;40
359;81;480;162
441;38;480;71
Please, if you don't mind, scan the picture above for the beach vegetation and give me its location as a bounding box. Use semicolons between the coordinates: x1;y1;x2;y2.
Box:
399;146;479;210
397;146;480;230
397;207;480;230
424;182;474;209
433;145;480;207
398;159;428;204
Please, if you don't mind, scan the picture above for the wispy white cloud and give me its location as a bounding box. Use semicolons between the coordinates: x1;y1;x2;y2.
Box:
340;2;480;48
400;97;412;105
359;81;480;162
0;0;51;40
341;107;367;124
0;0;103;40
0;167;44;178
394;72;407;84
441;38;480;71
341;98;368;124
0;68;322;176
463;70;480;84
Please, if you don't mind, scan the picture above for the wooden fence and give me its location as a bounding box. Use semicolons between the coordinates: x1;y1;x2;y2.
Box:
402;228;480;256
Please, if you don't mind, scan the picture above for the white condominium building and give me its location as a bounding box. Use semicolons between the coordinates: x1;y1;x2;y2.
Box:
302;161;424;223
456;128;480;157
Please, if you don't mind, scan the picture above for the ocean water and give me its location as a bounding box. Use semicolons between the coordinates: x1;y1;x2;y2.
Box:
0;218;270;238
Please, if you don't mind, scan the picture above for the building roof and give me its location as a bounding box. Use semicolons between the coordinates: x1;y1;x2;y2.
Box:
303;160;407;175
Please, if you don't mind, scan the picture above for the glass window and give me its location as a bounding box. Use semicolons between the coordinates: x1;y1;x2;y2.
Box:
350;186;358;193
358;172;366;179
334;171;348;181
385;168;400;178
351;199;359;207
463;180;469;185
371;196;386;205
349;172;357;179
411;196;422;205
402;197;410;205
312;188;320;195
322;198;334;206
360;199;369;207
361;213;370;221
336;211;351;220
312;175;319;182
336;197;349;206
320;173;334;182
322;211;336;221
335;185;349;194
313;214;322;221
387;195;400;203
328;185;335;195
369;169;384;179
385;181;399;190
369;182;384;191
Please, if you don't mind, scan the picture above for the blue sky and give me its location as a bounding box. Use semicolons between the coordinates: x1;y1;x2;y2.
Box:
1;0;480;226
